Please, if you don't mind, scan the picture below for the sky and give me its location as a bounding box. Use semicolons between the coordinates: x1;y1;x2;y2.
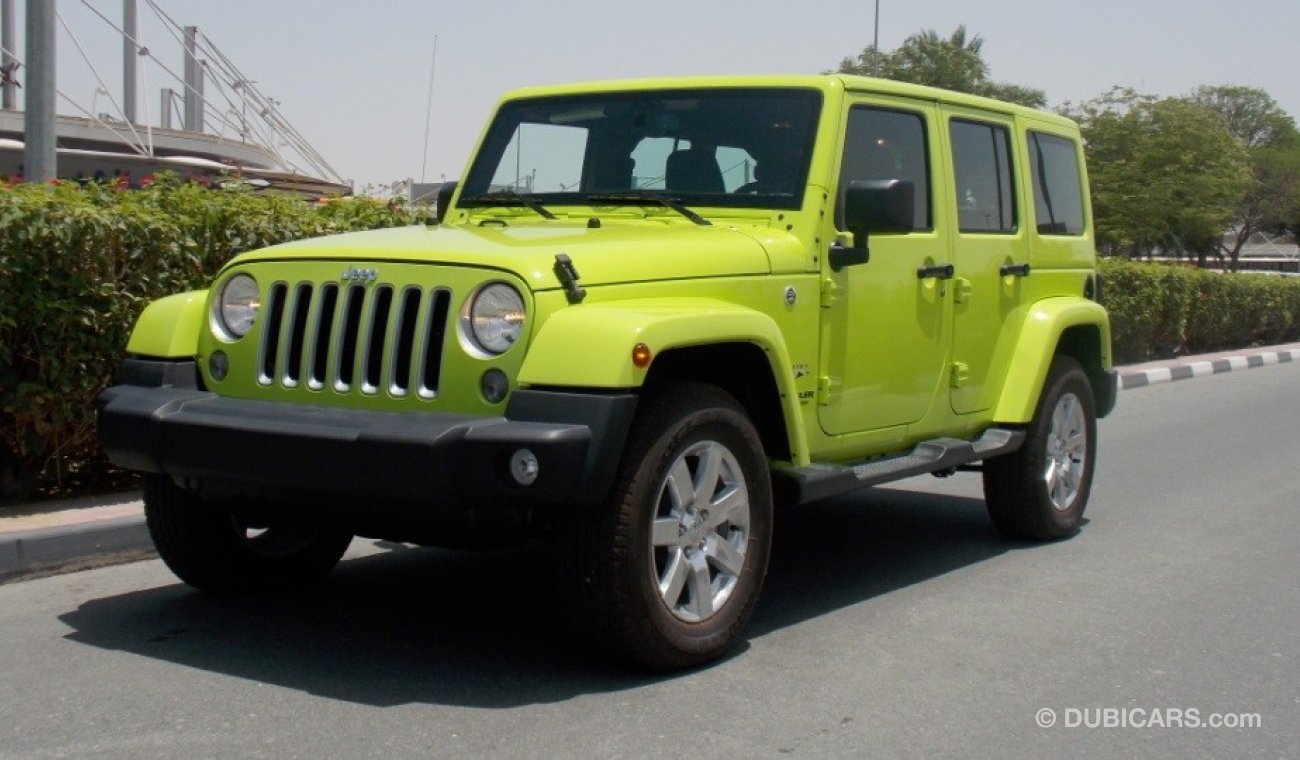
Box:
16;0;1300;192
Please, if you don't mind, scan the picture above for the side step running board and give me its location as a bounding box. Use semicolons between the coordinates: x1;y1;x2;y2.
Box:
772;428;1025;506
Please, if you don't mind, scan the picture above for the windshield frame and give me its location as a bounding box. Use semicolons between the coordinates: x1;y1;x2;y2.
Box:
461;87;824;213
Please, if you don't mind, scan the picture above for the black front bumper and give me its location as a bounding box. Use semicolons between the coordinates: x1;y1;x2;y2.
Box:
97;361;636;512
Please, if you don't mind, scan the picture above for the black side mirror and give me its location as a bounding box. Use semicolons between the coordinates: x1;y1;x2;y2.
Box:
830;179;916;271
845;178;916;236
435;181;459;224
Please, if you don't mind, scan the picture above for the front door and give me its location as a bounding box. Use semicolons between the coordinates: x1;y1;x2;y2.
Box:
818;100;952;436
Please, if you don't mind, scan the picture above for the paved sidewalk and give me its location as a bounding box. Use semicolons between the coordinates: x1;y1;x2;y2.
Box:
4;341;1299;583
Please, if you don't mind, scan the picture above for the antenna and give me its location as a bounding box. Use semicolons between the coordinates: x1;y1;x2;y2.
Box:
420;34;438;183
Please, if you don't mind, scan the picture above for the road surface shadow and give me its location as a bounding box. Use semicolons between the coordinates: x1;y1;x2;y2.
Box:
59;485;1019;707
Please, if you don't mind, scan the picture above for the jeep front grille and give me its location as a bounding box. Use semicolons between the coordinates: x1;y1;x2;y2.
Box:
256;282;451;399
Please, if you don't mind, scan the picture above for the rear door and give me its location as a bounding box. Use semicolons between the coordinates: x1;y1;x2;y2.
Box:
942;108;1028;414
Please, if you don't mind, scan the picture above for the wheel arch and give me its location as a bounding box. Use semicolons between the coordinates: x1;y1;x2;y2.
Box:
641;342;792;462
517;298;807;464
992;297;1113;423
126;290;209;358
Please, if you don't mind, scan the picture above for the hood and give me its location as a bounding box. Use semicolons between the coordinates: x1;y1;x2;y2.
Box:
232;219;792;291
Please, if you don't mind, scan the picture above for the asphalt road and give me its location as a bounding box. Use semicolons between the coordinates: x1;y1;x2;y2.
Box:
1;365;1297;758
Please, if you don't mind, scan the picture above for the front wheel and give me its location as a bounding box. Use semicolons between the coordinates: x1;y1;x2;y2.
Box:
563;382;773;672
983;356;1097;541
144;475;353;595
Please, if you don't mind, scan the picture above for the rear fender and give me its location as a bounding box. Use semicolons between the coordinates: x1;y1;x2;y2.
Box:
993;298;1112;423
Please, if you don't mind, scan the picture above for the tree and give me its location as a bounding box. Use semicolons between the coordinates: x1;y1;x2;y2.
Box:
1066;88;1251;261
834;25;1047;108
1191;85;1300;271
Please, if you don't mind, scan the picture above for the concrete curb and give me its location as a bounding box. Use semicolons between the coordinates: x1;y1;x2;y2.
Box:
2;343;1297;585
1118;346;1300;390
0;514;153;585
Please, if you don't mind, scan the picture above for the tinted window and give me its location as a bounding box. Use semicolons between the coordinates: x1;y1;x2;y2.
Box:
1028;132;1085;236
462;89;821;210
837;107;931;230
950;119;1016;233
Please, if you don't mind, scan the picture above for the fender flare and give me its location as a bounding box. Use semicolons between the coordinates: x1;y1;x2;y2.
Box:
518;298;810;464
125;291;208;358
992;297;1112;423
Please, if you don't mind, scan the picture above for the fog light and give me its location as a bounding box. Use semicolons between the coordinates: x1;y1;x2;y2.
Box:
480;368;509;403
510;449;539;486
209;350;229;381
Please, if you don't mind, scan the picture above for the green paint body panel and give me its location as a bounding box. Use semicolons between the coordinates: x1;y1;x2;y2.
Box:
119;73;1112;478
992;297;1113;423
126;291;208;358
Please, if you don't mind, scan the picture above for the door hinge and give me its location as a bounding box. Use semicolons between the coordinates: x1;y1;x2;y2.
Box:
820;277;839;308
817;375;840;405
954;277;972;304
950;362;970;388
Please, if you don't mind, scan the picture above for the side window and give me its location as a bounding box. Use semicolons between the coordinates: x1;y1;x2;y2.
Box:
629;137;683;189
950;119;1016;233
716;146;759;193
838;106;931;230
1028;132;1086;236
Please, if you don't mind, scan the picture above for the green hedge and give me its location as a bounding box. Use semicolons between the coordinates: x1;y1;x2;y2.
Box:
0;177;420;498
3;180;1298;498
1100;258;1300;364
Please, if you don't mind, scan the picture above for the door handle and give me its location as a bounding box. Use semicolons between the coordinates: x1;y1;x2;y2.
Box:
999;262;1031;277
916;263;955;280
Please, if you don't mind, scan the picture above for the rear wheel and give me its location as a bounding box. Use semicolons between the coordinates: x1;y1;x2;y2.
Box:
563;382;773;672
144;475;352;594
984;355;1097;541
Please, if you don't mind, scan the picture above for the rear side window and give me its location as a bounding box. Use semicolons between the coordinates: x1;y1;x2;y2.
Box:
838;106;931;231
1028;132;1085;236
949;119;1016;233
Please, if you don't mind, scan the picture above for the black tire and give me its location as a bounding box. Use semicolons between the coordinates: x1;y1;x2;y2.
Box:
983;355;1097;541
563;382;774;672
144;475;352;595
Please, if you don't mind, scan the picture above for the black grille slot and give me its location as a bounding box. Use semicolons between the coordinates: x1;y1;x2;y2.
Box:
391;289;422;396
259;283;288;384
309;284;338;389
251;277;450;401
284;283;313;385
420;289;451;397
362;286;394;393
337;285;365;389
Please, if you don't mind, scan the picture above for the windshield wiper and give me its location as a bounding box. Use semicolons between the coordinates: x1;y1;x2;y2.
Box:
583;192;711;226
460;190;556;220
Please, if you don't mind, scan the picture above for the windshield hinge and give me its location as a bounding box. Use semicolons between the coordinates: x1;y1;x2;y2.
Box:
553;253;587;304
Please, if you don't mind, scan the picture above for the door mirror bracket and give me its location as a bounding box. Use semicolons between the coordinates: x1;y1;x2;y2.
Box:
832;179;917;272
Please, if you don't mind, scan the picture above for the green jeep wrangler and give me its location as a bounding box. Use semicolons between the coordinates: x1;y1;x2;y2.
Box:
98;75;1116;671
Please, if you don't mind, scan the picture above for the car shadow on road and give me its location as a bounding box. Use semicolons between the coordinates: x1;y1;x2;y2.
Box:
58;485;1018;707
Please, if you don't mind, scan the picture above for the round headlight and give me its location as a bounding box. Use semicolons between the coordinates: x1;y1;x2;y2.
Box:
217;274;260;339
469;283;525;354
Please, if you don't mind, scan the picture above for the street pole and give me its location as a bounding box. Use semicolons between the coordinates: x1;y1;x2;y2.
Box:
183;25;203;132
1;0;16;110
25;0;56;182
123;0;138;123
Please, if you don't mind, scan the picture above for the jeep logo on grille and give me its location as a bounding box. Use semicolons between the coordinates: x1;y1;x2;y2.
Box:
340;266;378;284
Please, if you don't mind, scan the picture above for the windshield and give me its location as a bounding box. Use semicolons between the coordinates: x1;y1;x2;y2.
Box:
461;88;822;212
